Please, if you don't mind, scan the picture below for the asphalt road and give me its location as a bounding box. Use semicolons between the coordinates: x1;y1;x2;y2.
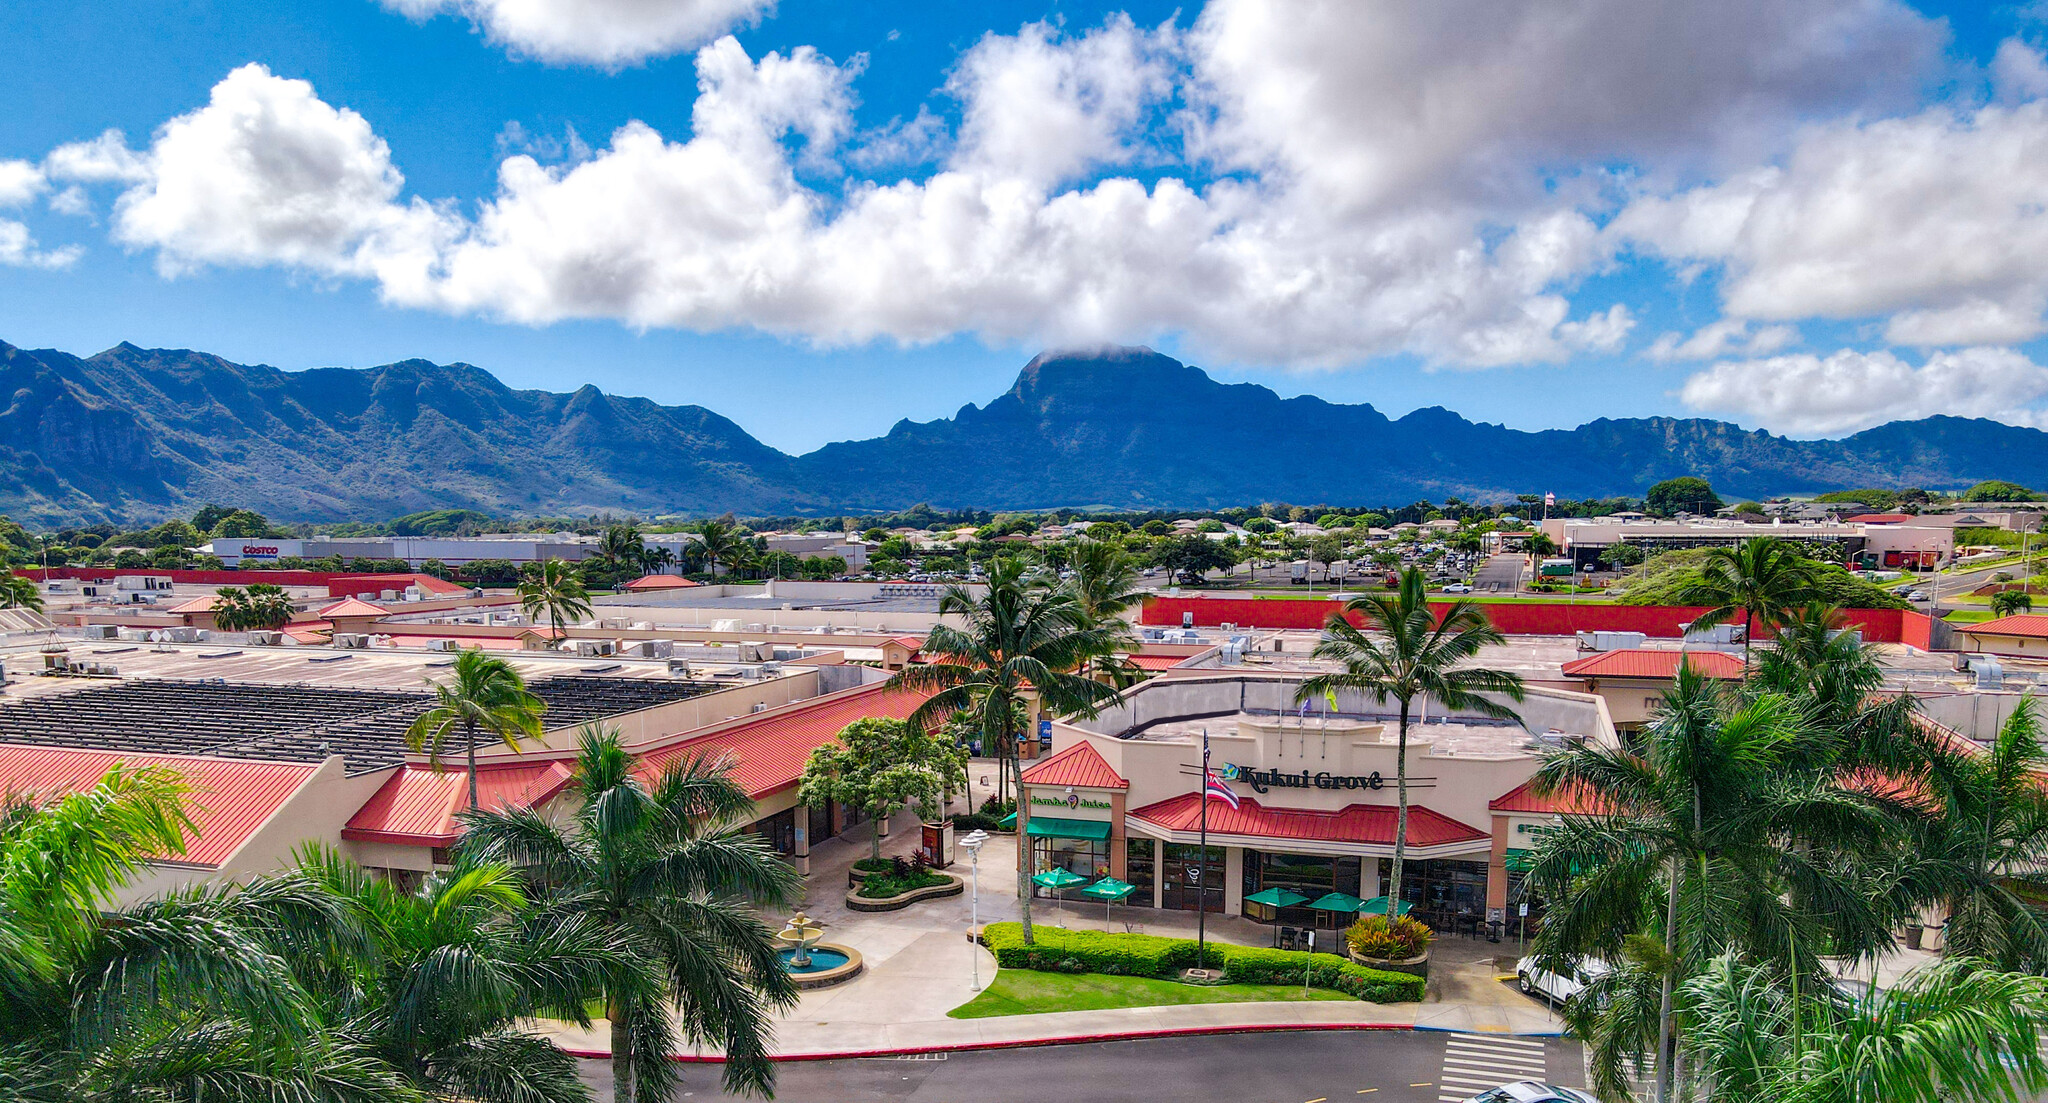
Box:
579;1030;1588;1103
1472;554;1526;593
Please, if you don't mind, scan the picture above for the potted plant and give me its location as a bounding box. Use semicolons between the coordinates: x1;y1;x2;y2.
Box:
1345;913;1434;978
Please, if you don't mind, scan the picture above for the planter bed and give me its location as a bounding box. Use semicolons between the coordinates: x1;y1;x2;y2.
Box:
978;922;1423;1003
844;872;964;912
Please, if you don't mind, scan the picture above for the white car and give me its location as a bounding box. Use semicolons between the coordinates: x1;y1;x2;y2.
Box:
1442;582;1473;593
1906;590;1929;602
1515;956;1612;1005
1462;1082;1599;1103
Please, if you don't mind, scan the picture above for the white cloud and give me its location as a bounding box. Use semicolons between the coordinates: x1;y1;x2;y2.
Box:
0;221;81;269
1679;346;2048;436
0;160;44;207
1993;39;2048;103
97;64;456;282
44;130;150;184
1647;318;1797;361
47;185;92;217
382;0;771;67
1617;90;2048;347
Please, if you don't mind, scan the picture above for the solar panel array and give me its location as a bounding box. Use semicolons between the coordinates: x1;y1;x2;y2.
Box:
0;675;720;775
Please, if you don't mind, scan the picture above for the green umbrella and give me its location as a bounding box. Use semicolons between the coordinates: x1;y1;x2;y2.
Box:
1357;895;1414;917
997;811;1017;830
1306;891;1365;934
1032;867;1088;923
1079;876;1135;930
1244;887;1311;946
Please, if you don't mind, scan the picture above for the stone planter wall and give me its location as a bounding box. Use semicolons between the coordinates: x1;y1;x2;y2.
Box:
844;873;965;912
1349;948;1431;979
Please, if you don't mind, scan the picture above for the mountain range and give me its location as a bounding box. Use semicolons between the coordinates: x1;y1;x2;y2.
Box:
3;340;2042;524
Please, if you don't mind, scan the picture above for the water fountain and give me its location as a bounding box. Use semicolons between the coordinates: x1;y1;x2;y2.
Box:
774;910;863;988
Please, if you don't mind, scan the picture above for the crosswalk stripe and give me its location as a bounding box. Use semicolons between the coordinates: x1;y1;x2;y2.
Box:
1441;1056;1545;1072
1446;1036;1547;1052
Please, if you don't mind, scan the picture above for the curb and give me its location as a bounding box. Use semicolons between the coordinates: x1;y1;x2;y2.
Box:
560;1022;1414;1064
1414;1024;1567;1038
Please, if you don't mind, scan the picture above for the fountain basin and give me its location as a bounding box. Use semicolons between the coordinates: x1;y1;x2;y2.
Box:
776;942;863;988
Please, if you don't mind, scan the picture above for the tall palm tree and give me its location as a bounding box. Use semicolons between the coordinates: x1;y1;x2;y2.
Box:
1903;699;2048;971
598;524;644;576
1683;952;2048;1103
405;647;547;812
1;573;42;612
892;557;1125;944
1683;536;1818;663
519;558;593;640
0;770;418;1103
1296;567;1525;920
1066;538;1147;684
1527;668;1903;1103
459;726;801;1103
297;846;613;1103
691;520;742;579
1991;589;2034;617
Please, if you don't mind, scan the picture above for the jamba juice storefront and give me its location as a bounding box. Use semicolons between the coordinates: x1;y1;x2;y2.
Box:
1017;743;1131;899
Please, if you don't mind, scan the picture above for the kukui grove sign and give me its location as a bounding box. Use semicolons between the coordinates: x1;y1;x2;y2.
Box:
1222;763;1384;794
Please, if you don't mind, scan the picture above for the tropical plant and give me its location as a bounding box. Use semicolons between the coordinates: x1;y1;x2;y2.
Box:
1;572;43;612
296;846;611;1103
1682;537;1819;663
1523;531;1559;571
518;557;593;640
598;524;646;576
892;557;1125;944
797;717;969;861
215;582;294;631
1991;589;2035;617
459;726;802;1102
1900;699;2048;972
691;520;742;579
404;647;547;812
1344;913;1434;960
1683;952;2048;1103
0;769;421;1103
1066;537;1145;684
1525;667;1905;1103
1296;567;1524;918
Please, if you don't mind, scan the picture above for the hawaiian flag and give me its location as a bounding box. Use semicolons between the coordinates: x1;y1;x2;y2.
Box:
1203;767;1241;811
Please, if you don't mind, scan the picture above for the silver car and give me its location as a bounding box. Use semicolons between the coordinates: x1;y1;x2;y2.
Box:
1462;1082;1599;1103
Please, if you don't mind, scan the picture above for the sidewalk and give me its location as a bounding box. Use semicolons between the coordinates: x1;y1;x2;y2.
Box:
537;811;1571;1059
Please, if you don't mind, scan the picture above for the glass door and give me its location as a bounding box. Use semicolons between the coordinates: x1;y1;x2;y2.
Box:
1161;843;1225;912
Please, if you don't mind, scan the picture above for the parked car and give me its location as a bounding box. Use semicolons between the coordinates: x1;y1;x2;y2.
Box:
1461;1083;1599;1103
1442;582;1473;594
1907;590;1929;602
1515;956;1612;1005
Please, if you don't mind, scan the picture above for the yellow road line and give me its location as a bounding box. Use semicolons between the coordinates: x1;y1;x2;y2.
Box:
1356;1090;1379;1095
1305;1097;1327;1102
1411;1083;1433;1088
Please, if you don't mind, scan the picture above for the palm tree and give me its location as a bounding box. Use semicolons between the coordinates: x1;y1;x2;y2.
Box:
645;545;677;575
519;557;593;640
459;726;801;1103
1526;667;1903;1103
1683;952;2048;1103
1066;537;1147;684
691;520;742;579
1682;536;1818;663
405;647;547;812
1991;588;2034;617
598;524;644;576
1295;567;1525;919
892;557;1125;944
1523;531;1559;575
1;573;42;612
1903;699;2048;971
297;846;613;1103
0;769;419;1103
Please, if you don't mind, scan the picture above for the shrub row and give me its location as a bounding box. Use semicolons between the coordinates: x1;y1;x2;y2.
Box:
979;923;1423;1003
856;870;953;899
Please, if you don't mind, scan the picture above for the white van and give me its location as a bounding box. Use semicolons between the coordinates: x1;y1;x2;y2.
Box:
1515;956;1612;1005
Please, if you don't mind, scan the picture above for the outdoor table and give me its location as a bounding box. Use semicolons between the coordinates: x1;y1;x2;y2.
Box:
1031;867;1087;923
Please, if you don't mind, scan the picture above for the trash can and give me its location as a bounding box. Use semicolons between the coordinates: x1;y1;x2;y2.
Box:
1904;923;1924;950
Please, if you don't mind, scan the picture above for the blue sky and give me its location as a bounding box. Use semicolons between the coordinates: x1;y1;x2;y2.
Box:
2;0;2046;453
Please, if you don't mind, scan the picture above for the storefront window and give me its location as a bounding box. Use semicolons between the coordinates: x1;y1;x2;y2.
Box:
1126;838;1155;908
754;808;796;856
1245;850;1361;929
1032;836;1108;896
808;801;833;844
1380;857;1490;926
1161;843;1225;912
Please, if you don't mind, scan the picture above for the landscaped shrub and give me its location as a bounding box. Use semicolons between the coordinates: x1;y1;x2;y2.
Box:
856;870;952;899
852;858;894;873
1345;914;1435;959
977;923;1423;1002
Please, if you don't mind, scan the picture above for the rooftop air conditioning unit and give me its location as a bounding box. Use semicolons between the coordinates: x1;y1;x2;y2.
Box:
248;631;282;646
575;640;616;657
82;625;118;639
427;639;459;652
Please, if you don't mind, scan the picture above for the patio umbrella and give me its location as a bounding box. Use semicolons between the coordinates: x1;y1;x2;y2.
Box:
1032;867;1088;922
1079;876;1135;931
1243;887;1310;945
1357;895;1414;917
997;811;1017;830
1306;892;1365;935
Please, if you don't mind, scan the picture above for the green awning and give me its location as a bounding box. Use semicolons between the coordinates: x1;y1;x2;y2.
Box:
1504;848;1534;873
996;811;1017;830
1031;868;1088;890
1080;877;1136;902
1358;896;1414;917
1308;891;1366;913
1244;887;1310;909
1026;816;1110;841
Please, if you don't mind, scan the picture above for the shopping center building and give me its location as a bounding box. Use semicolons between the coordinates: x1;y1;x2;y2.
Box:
1018;672;1616;935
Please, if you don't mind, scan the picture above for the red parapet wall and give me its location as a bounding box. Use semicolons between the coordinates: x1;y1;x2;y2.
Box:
14;567;464;599
1141;596;1913;644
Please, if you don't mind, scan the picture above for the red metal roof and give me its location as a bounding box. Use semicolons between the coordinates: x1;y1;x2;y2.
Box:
622;574;702;591
887;636;926;650
1962;614;2048;640
0;744;316;867
317;597;390;618
1128;793;1487;849
1560;649;1744;680
164;595;222;614
1020;741;1127;790
1488;778;1609;815
342;760;575;846
635;683;929;800
1843;514;1916;524
1124;653;1187;671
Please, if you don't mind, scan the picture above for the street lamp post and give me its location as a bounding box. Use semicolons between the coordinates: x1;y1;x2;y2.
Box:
960;829;990;992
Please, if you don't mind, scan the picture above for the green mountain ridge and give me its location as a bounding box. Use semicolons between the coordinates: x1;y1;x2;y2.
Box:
2;340;2041;524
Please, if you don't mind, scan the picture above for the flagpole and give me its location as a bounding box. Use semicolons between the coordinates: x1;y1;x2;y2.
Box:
1198;728;1210;970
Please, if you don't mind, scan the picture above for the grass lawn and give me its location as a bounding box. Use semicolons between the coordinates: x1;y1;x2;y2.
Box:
1943;610;1997;624
947;970;1356;1019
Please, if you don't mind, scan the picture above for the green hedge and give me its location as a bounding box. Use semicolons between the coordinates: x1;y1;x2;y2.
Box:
979;923;1422;1003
